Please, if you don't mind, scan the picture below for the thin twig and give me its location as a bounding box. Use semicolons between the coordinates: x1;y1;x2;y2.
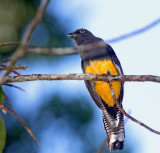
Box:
0;64;26;76
2;90;15;110
1;74;160;84
97;138;107;153
108;80;160;135
0;0;50;84
124;109;131;124
3;83;25;92
27;46;78;55
0;65;27;70
107;17;160;44
12;70;21;76
0;60;11;64
0;69;21;76
0;42;20;47
0;104;39;146
0;44;78;55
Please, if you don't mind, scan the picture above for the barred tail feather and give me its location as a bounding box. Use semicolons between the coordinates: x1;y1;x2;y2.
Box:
102;109;125;152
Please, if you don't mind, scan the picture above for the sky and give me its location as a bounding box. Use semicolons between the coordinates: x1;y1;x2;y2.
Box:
3;0;160;153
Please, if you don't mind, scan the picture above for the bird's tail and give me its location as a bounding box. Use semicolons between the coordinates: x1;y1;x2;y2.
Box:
102;108;125;152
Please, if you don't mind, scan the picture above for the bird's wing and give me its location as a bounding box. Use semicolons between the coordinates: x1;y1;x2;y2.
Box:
107;44;124;75
106;44;124;105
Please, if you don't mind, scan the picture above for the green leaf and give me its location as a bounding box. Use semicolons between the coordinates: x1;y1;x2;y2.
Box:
0;87;4;104
0;117;6;153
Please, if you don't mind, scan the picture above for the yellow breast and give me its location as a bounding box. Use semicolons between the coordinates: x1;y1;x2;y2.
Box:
85;60;121;107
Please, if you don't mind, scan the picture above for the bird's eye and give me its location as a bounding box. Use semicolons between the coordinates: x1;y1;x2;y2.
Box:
79;29;85;34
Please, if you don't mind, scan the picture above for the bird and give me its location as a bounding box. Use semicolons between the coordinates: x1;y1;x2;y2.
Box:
67;28;125;152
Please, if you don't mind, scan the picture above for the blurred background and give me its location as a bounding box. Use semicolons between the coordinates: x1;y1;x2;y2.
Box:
0;0;160;153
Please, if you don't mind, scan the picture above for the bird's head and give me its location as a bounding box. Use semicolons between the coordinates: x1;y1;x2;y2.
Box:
67;28;95;45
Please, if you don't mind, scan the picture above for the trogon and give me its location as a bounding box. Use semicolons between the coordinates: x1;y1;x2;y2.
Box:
67;28;125;152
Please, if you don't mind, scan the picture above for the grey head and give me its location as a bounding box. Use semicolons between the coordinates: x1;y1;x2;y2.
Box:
67;28;102;46
67;28;107;60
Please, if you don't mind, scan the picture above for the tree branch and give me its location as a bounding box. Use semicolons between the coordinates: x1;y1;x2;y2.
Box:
1;74;160;84
3;73;160;135
0;0;50;84
27;41;106;55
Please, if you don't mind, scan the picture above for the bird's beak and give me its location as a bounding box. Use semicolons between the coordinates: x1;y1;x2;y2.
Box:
67;32;76;38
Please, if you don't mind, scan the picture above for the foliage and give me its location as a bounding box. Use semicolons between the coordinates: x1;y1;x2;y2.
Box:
0;87;6;153
0;117;6;153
